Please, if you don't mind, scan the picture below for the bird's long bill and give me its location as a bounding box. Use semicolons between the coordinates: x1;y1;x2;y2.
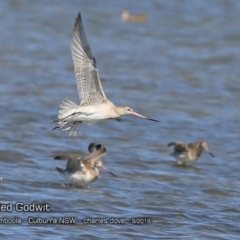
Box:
101;165;117;177
203;146;214;157
132;112;159;122
209;152;214;157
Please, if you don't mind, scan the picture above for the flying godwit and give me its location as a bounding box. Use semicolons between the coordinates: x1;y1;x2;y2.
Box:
54;143;116;187
168;141;214;165
53;12;159;136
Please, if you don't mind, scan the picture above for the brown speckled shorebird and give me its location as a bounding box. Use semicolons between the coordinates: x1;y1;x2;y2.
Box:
53;12;158;136
54;143;116;187
168;141;214;165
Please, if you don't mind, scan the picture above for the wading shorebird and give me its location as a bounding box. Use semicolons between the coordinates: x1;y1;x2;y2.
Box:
54;143;116;187
168;141;214;165
53;12;159;136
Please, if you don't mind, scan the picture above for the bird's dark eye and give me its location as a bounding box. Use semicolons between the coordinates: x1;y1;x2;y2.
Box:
127;108;131;111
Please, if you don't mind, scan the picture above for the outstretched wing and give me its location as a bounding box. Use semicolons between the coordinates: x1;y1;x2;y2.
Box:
72;13;108;106
168;142;189;153
66;155;82;171
54;153;80;160
175;143;189;153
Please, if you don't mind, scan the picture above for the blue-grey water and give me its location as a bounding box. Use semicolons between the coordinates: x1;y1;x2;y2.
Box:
0;0;240;239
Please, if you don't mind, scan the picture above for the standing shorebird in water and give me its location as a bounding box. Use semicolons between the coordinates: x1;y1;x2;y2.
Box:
168;141;214;165
54;143;116;187
53;12;159;136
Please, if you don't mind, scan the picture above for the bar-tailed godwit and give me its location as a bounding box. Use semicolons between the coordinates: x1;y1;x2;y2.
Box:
168;141;214;165
54;143;116;187
53;13;159;136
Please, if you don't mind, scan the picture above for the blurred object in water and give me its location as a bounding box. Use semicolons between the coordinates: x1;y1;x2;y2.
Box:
121;10;147;23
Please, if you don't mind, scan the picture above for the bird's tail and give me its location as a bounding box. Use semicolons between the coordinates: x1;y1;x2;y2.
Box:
58;98;79;119
53;98;82;136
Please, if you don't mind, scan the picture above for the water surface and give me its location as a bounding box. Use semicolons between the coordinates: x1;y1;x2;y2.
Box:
0;0;240;239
